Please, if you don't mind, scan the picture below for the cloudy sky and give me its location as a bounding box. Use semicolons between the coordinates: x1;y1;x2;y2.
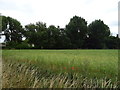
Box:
0;0;119;36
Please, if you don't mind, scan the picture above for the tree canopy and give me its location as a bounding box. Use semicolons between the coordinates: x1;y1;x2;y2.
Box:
2;16;23;43
88;20;110;49
1;15;119;49
66;16;88;48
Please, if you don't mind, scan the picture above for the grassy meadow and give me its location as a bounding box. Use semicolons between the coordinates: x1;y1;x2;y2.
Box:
2;49;118;88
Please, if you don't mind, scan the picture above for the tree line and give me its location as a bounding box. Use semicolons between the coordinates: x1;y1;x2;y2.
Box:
1;15;120;49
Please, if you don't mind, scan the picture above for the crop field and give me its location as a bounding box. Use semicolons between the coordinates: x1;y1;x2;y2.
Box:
2;49;118;88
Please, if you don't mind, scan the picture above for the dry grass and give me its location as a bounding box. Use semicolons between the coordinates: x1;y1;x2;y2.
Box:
2;59;118;88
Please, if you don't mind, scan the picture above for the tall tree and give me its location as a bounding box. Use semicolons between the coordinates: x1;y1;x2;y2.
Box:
2;16;23;43
105;35;120;49
47;25;71;49
24;23;36;45
88;19;110;49
47;25;59;48
25;22;48;48
57;27;71;49
65;16;88;48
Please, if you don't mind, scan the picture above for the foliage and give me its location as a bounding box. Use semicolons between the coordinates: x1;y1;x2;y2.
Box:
66;16;88;48
5;41;31;49
1;15;120;49
87;20;110;49
2;16;24;43
25;22;48;49
105;35;120;49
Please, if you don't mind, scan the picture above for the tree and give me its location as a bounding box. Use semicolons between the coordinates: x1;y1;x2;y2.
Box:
57;28;71;49
2;16;8;32
47;25;58;48
24;23;37;45
47;26;71;49
65;16;88;48
88;19;110;49
25;22;48;49
2;16;23;43
105;35;120;49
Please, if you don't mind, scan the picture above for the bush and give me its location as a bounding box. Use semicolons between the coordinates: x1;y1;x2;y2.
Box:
15;42;31;49
5;41;32;49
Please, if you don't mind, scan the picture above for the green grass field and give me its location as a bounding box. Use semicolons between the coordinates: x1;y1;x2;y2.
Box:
2;49;118;88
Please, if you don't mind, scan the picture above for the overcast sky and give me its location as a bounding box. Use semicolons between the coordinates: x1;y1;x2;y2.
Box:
0;0;119;36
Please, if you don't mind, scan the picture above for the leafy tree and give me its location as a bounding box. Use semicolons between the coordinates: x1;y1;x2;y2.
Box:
47;25;58;48
2;16;9;41
105;35;120;49
88;20;110;49
2;16;23;43
47;26;71;49
57;28;71;49
65;16;88;48
2;15;118;49
25;22;48;49
1;16;8;32
24;23;36;45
